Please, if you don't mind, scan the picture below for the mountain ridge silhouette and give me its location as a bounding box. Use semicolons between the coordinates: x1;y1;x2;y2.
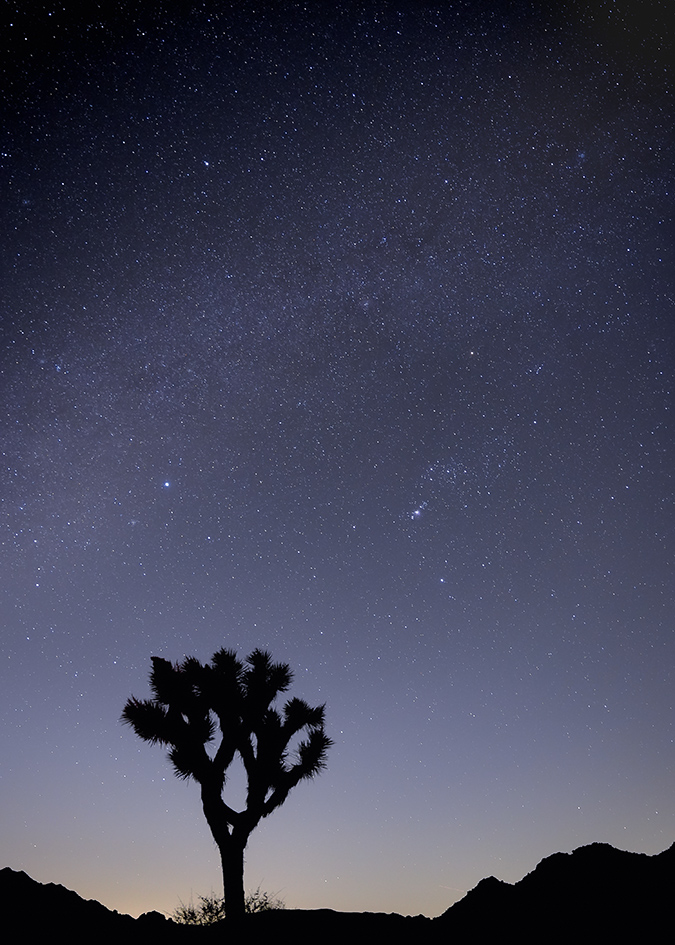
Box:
2;840;673;942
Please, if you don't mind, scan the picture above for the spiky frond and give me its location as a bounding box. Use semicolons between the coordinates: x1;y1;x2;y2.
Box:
210;648;243;679
149;656;186;705
242;650;293;719
121;697;174;745
203;651;244;728
168;742;211;782
282;697;325;736
295;727;333;777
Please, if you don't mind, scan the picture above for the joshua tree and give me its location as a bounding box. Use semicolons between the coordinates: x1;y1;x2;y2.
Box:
122;648;332;919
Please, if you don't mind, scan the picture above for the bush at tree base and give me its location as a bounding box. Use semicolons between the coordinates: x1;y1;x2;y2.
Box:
172;887;285;924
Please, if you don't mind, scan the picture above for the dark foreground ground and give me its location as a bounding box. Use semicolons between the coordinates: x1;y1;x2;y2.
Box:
3;841;674;943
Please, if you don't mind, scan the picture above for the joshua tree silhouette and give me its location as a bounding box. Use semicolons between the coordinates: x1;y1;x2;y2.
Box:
122;647;332;918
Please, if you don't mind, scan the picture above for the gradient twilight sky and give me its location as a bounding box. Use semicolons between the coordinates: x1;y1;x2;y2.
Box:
1;0;674;920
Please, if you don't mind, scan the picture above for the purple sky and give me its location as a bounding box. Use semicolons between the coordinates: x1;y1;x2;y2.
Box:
2;1;673;918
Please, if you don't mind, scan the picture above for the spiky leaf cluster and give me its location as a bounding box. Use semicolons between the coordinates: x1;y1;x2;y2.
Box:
122;647;332;826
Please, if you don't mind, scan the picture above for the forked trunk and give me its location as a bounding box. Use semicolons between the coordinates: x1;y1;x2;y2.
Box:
201;782;247;919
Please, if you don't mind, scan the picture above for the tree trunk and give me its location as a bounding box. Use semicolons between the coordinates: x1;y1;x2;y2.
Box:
219;834;246;919
201;782;248;919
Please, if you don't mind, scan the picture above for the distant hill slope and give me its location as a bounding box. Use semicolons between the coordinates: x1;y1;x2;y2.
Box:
438;841;675;941
2;841;674;942
0;868;180;942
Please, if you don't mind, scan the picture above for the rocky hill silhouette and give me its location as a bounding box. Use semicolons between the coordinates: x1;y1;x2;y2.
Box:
2;841;673;943
438;841;675;941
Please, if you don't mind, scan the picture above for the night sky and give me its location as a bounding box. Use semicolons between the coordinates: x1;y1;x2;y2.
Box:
2;0;674;920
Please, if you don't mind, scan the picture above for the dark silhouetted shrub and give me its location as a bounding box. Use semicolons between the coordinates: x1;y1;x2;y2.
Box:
172;887;285;924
